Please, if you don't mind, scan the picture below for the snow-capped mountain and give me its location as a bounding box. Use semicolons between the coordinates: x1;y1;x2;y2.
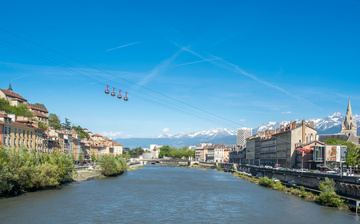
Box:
253;112;360;134
116;128;237;148
155;128;236;139
115;112;359;148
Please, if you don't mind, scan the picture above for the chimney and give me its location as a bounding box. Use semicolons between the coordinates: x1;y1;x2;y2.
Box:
291;121;297;129
276;128;280;133
302;120;306;143
280;125;284;131
308;121;314;128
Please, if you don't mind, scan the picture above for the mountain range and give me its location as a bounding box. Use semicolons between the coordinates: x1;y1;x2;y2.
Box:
115;112;360;148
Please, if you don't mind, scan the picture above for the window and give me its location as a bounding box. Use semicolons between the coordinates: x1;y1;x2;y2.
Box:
8;128;11;134
27;131;29;137
18;129;20;136
31;132;33;138
23;130;25;136
14;128;17;136
4;127;6;134
14;138;16;146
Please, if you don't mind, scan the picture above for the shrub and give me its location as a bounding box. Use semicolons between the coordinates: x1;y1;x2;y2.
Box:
98;154;128;176
273;181;284;191
315;177;345;207
259;176;274;188
0;148;75;196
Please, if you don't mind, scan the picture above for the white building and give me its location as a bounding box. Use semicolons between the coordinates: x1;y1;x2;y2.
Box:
113;142;123;156
214;147;224;163
237;128;252;145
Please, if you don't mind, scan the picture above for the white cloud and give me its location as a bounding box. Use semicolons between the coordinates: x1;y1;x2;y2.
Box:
239;119;246;122
101;131;124;138
281;111;292;114
163;128;170;132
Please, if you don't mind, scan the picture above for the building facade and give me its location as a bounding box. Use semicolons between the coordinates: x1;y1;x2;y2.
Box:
237;128;252;145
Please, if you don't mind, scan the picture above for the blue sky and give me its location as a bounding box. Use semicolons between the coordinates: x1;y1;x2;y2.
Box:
0;0;359;138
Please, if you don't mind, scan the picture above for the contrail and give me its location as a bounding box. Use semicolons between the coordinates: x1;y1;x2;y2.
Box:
173;58;219;67
106;41;142;52
136;49;182;88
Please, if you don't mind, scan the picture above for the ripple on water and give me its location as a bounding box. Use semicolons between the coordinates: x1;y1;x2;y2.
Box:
0;165;359;224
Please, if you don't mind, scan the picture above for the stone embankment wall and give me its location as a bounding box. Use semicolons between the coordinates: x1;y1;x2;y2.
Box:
223;163;360;199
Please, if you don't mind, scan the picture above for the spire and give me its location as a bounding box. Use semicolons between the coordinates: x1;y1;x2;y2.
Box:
8;83;12;91
347;98;352;116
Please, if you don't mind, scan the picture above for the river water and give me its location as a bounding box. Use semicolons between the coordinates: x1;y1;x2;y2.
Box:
0;165;359;224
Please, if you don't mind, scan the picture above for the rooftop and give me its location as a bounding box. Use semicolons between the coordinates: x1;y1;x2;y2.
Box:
0;89;27;102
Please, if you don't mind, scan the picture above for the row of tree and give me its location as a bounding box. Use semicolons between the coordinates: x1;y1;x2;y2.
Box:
0;145;75;196
159;145;195;159
123;146;195;159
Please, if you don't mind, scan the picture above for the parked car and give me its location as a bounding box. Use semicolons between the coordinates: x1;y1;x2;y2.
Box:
273;178;279;182
288;180;296;186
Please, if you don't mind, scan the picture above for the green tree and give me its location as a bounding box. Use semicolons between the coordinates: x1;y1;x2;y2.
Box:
49;113;61;130
315;177;344;207
129;147;144;158
159;145;173;158
78;153;83;162
38;121;48;130
71;125;90;139
91;153;96;162
98;154;128;176
62;118;71;130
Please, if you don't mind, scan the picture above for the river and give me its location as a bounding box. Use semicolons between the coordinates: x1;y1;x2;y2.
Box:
0;165;359;223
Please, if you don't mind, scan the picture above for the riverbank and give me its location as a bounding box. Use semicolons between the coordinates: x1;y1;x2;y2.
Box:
228;170;351;212
73;165;143;182
161;163;352;212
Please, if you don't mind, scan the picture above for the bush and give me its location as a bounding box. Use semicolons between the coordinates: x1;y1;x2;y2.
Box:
273;181;284;191
259;176;274;188
0;148;75;196
98;154;128;176
315;192;344;207
315;177;345;207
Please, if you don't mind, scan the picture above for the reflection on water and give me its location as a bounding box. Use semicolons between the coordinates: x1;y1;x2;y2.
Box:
0;165;358;224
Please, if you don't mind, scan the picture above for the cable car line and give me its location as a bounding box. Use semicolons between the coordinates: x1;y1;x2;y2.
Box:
0;37;244;129
0;28;245;129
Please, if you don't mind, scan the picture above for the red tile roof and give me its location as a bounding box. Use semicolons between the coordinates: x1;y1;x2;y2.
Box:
0;114;10;118
113;142;122;146
93;134;102;137
0;89;27;102
32;110;48;118
27;103;48;113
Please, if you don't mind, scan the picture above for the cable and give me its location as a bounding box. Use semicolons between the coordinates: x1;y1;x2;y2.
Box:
0;37;242;129
0;27;245;129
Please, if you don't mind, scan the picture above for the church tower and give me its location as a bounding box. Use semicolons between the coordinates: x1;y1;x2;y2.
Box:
341;99;357;136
